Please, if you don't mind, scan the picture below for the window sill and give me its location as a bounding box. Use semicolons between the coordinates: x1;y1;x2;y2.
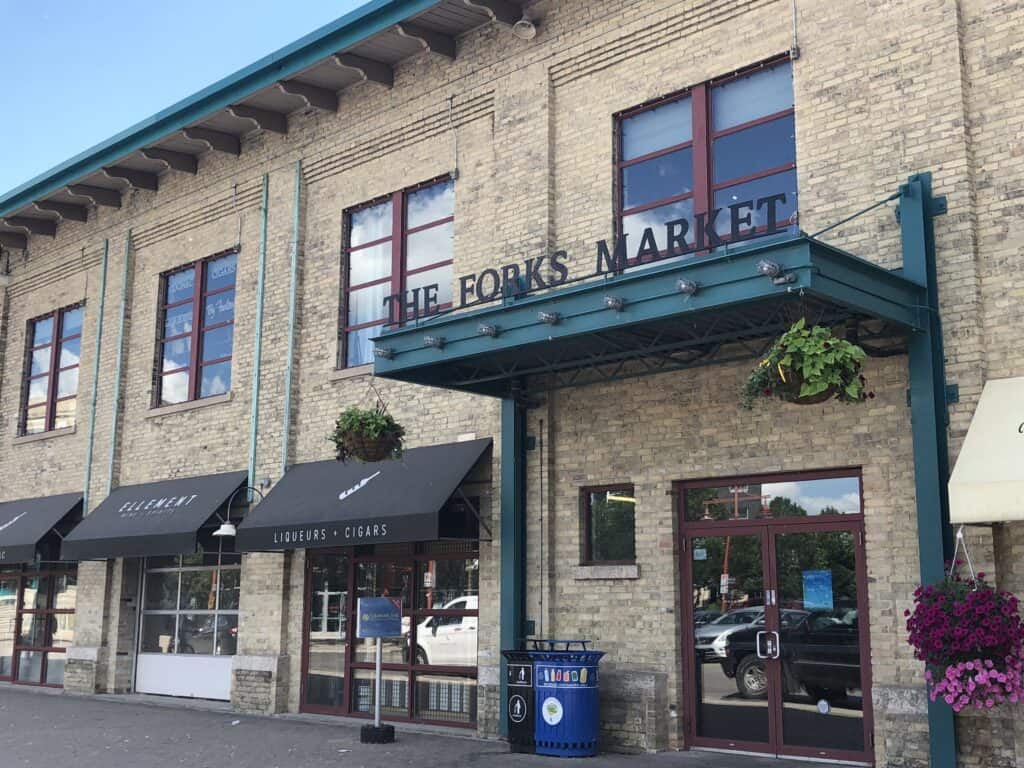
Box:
12;425;77;445
328;364;373;382
573;564;640;580
146;392;233;419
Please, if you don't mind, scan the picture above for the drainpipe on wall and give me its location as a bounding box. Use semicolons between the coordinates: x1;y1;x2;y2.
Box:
106;231;132;495
82;239;110;513
248;174;270;498
280;161;302;478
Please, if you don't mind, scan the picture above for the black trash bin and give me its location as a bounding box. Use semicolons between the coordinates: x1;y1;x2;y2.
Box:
502;649;536;753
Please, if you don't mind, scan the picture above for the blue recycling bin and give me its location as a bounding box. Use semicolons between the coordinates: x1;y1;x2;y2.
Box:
528;640;604;758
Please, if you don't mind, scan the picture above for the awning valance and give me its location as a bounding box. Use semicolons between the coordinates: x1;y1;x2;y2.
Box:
237;438;491;552
949;377;1024;524
60;470;248;560
0;493;82;564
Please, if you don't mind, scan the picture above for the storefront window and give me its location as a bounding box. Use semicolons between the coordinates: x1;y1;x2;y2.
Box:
21;304;83;435
683;472;862;522
0;564;77;686
140;539;240;656
581;486;636;564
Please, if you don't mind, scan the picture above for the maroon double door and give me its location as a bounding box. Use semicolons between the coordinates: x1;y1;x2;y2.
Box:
679;470;874;764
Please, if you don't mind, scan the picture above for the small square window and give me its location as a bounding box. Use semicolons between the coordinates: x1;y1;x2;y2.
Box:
581;486;636;564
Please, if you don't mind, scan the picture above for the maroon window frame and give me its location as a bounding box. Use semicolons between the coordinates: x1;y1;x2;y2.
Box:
339;175;454;368
154;250;237;406
580;484;637;565
21;303;83;436
615;56;796;266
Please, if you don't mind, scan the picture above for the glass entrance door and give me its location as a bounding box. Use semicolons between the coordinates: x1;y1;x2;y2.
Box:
680;471;872;763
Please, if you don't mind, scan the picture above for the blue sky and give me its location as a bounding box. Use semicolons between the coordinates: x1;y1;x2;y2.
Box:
0;1;365;195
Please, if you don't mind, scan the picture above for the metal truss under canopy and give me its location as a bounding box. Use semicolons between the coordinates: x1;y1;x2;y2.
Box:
372;233;927;398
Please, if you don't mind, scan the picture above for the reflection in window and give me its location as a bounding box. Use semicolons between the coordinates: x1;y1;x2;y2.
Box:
582;486;636;563
684;474;861;522
21;304;83;435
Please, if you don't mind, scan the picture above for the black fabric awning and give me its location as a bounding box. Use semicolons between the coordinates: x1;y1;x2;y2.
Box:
237;438;491;552
60;470;248;560
0;493;82;564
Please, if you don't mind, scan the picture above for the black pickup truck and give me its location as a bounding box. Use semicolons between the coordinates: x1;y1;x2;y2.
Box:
721;610;861;702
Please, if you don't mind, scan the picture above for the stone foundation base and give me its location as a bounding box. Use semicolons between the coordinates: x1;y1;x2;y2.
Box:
231;655;289;715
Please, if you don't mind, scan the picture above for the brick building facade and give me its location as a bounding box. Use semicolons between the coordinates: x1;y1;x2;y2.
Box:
0;1;1022;766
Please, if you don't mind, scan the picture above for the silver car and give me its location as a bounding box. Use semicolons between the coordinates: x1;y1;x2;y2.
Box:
694;607;764;660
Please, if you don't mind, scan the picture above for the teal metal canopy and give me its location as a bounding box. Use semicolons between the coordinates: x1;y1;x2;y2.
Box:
372;233;926;397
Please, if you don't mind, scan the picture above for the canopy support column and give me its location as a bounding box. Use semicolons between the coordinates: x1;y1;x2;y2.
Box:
499;391;527;736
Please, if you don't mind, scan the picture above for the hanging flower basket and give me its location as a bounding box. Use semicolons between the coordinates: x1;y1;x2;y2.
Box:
329;402;405;463
741;318;872;409
906;568;1024;711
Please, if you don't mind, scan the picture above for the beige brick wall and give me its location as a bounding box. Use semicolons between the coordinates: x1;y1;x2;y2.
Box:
1;0;1022;763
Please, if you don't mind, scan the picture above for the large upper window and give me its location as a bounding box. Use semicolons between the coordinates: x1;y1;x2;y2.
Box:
617;59;795;264
156;251;237;406
21;304;83;435
341;177;454;367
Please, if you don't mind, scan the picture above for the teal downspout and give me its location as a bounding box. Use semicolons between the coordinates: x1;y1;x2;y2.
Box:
106;230;132;494
82;240;110;513
901;172;956;768
248;174;270;495
280;161;301;477
499;391;527;736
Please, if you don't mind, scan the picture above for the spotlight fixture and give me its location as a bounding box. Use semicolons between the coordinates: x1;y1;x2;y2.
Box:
373;346;395;360
511;12;537;40
423;335;446;349
677;279;699;296
477;323;500;338
756;259;782;278
212;521;237;538
538;311;561;325
603;296;626;312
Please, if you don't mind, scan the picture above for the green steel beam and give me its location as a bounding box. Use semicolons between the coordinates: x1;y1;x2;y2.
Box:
901;172;956;768
499;395;526;736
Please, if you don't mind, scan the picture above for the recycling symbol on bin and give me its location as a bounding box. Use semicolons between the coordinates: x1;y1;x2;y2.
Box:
541;696;564;726
509;694;527;723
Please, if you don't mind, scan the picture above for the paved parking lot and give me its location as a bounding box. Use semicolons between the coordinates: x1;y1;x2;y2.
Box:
0;684;844;768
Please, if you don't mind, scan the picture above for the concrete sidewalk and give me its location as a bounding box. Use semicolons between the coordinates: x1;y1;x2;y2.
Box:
0;684;846;768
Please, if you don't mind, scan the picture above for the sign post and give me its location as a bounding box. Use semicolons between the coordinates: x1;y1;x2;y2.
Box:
356;597;403;744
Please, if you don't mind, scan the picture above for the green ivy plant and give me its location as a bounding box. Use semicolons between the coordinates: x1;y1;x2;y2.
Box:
329;402;405;462
741;319;873;409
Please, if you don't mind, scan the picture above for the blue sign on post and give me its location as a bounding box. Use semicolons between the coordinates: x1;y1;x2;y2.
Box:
356;597;403;638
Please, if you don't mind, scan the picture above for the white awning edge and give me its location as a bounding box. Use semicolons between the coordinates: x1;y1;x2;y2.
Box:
949;376;1024;524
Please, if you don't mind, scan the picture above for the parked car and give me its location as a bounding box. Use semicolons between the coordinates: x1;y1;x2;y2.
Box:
408;595;478;666
693;609;722;626
721;610;859;701
694;607;764;660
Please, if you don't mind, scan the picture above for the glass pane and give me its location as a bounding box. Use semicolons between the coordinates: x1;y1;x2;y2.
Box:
203;290;235;327
201;325;233;362
205;253;237;292
621;197;696;267
712;114;796;184
24;405;46;435
166;267;196;304
691;533;768;743
306;553;348;709
414;614;477;667
144;571;179;610
352;669;409;717
23;577;49;610
348;242;392;287
147;555;180;569
407;179;454;229
61;307;84;338
345;326;378;368
57;368;78;398
31;347;51;376
215;614;238;656
415;675;477;724
179;570;215;610
44;653;66;685
28;376;49;405
140;615;177;654
347;282;391;327
59;338;81;368
712;63;793;132
623;148;693;211
588;489;636;562
355;561;413;612
33;316;54;347
200;361;232;398
686;476;860;522
713;170;798;240
160;371;190;405
406;220;453;272
18;614;49;647
53;573;76;611
417;559;480;609
354;635;408;664
162;337;191;372
54;397;76;430
406;265;453;311
350;200;393;247
50;614;75;649
178;614;217;655
0;579;15;677
776;530;863;752
163;301;193;338
218;569;241;611
622;96;692;160
16;650;43;683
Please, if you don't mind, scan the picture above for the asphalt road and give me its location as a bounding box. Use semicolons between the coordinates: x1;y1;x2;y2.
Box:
0;684;843;768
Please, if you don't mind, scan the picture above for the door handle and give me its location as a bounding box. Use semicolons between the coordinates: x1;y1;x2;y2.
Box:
756;630;769;659
771;630;781;659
